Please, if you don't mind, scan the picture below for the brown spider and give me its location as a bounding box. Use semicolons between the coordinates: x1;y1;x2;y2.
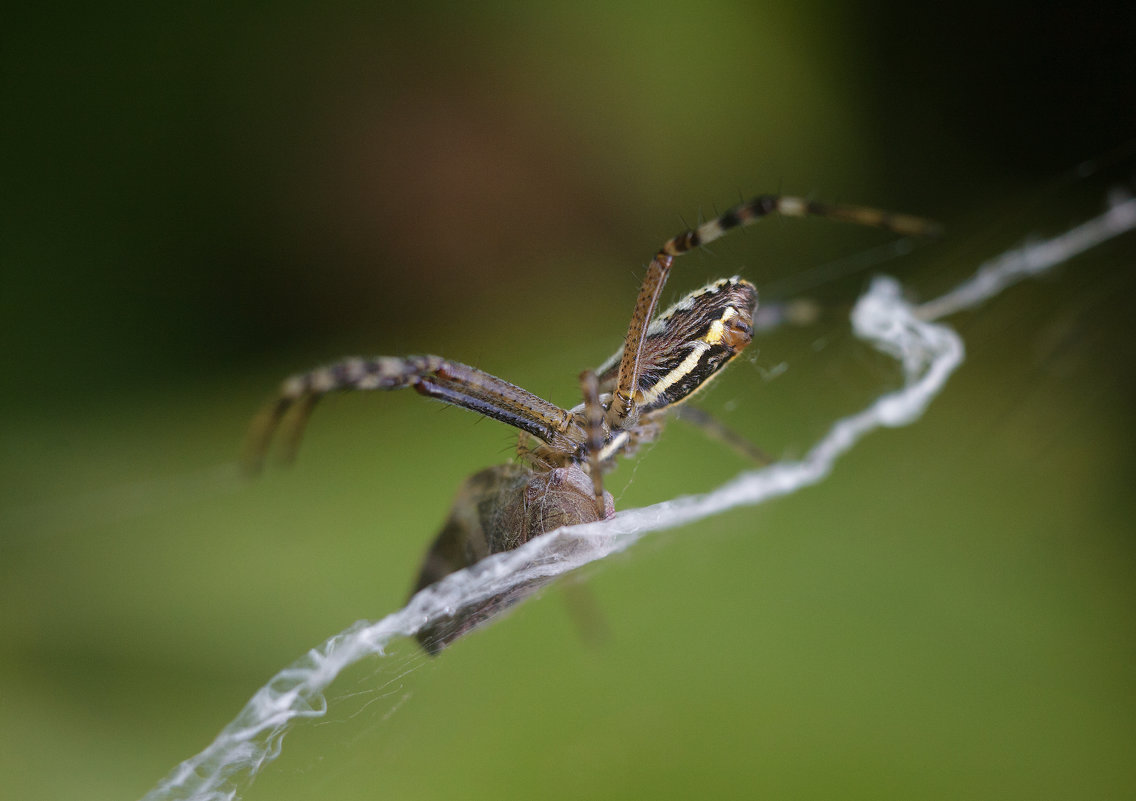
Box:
243;194;936;651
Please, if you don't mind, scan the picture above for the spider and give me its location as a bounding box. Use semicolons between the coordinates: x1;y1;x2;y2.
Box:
243;194;936;651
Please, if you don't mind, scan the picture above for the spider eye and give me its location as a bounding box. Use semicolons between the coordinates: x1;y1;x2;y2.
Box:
721;313;754;352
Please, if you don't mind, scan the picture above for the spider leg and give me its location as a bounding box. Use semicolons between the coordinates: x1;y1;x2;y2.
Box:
672;405;771;465
242;355;583;474
578;369;607;517
605;194;939;432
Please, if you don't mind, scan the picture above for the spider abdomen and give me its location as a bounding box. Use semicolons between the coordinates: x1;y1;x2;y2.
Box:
410;462;614;652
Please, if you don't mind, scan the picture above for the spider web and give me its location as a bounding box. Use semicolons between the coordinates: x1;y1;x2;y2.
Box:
140;191;1136;801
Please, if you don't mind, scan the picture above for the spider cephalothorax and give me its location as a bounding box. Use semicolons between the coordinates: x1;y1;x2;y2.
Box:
244;194;936;651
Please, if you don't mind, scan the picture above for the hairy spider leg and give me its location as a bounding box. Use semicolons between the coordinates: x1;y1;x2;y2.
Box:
605;194;940;432
242;355;584;474
578;369;607;517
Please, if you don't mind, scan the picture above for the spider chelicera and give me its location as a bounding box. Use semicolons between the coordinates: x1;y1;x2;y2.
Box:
243;194;936;651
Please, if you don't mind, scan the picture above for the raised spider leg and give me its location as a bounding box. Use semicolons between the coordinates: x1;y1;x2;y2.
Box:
242;355;584;474
578;369;607;517
605;194;940;432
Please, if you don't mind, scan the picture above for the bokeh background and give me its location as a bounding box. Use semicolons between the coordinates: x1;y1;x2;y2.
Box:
3;3;1135;800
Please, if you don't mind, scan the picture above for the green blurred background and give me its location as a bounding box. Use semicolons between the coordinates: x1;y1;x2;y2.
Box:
3;3;1135;799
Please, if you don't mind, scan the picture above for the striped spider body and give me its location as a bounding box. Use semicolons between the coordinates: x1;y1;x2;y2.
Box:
244;194;935;651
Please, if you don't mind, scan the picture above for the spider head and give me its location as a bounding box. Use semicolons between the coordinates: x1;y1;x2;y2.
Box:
628;276;757;412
